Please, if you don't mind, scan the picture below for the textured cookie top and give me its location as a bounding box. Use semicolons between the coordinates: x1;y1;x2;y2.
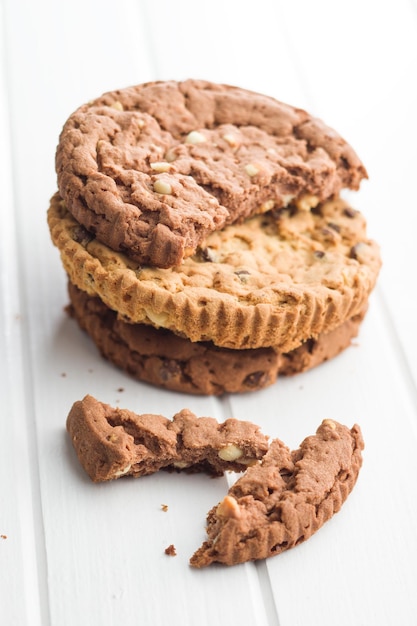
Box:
190;419;364;567
48;193;381;350
56;79;367;268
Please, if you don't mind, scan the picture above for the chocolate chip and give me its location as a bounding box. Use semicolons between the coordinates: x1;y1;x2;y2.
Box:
159;359;181;382
350;244;361;260
310;204;322;216
327;222;340;232
314;250;325;259
243;371;269;388
197;247;216;262
343;207;357;218
72;225;94;246
305;338;316;354
272;205;297;219
235;269;251;283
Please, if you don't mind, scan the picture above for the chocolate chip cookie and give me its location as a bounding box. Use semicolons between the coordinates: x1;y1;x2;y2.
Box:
48;192;380;351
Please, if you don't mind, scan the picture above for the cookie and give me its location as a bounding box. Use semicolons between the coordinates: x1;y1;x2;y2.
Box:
48;192;381;351
190;419;364;567
66;395;269;482
56;79;367;268
67;281;366;395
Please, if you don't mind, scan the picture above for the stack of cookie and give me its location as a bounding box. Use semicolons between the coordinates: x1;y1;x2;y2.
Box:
47;79;381;395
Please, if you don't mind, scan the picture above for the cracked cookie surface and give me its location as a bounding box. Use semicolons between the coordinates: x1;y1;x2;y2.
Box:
67;281;366;395
48;192;380;350
66;395;269;482
56;79;367;268
190;419;364;567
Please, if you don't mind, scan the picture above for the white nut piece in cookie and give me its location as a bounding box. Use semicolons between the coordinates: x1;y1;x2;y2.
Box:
260;200;275;213
296;193;319;211
150;161;172;173
110;100;124;111
114;464;132;477
218;444;243;462
222;133;239;148
164;148;177;162
244;163;260;177
216;495;241;519
282;193;296;206
153;179;173;195
185;130;206;145
172;461;190;469
322;419;337;430
144;309;169;327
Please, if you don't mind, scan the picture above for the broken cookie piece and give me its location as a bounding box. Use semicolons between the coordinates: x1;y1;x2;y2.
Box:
66;395;269;482
190;419;364;567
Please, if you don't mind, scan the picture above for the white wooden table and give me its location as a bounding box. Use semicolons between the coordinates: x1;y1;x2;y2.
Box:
1;1;417;624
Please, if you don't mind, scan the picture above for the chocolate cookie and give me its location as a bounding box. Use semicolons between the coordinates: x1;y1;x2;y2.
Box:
56;80;367;268
190;419;364;567
67;281;366;395
66;395;269;482
48;192;380;351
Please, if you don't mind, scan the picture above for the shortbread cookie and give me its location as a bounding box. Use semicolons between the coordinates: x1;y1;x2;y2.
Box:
67;281;366;395
66;395;269;482
56;79;367;268
190;419;363;567
48;192;381;351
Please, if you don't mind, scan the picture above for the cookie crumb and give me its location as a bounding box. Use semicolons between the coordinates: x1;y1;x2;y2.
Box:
117;387;124;393
165;544;177;556
1;534;7;540
61;372;67;378
161;504;169;512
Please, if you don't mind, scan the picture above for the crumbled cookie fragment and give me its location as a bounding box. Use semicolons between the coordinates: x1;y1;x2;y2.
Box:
165;544;177;556
190;420;364;567
66;395;269;482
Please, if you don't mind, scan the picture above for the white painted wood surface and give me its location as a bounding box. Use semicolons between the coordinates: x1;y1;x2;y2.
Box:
1;0;417;624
